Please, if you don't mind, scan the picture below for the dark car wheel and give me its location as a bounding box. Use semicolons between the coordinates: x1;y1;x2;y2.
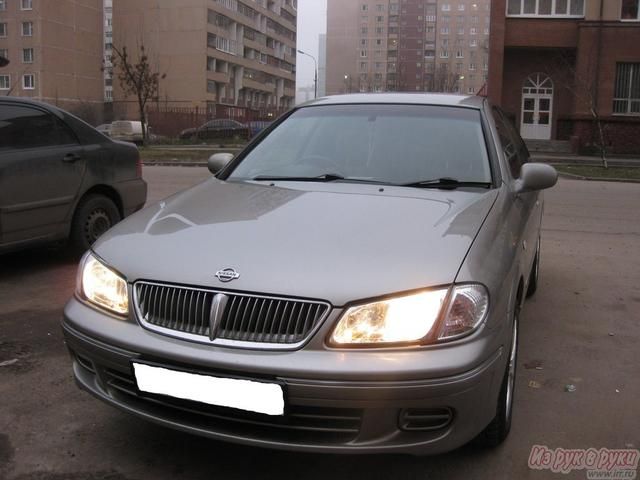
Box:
71;195;121;251
475;305;519;448
526;238;540;298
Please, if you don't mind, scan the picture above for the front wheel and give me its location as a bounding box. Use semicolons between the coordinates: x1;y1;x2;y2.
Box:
70;195;121;251
476;307;519;448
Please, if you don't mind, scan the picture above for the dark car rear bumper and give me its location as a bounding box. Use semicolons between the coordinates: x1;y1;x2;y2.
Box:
62;301;505;455
114;178;147;216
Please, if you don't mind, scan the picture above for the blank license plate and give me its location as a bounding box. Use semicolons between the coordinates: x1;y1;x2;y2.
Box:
132;363;284;416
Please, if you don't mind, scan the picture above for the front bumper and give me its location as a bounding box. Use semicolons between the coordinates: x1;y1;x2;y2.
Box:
62;298;506;455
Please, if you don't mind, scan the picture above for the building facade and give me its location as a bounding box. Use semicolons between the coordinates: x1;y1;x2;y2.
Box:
112;0;297;118
103;0;113;102
489;0;640;153
325;0;490;95
318;32;327;97
0;0;105;119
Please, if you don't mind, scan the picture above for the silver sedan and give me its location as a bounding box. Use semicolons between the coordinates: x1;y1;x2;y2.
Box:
62;94;557;455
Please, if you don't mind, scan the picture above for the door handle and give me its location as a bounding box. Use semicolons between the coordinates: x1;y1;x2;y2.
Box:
62;153;82;163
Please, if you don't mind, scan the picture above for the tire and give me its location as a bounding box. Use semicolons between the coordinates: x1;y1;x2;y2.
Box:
70;194;121;251
476;306;519;448
526;239;540;298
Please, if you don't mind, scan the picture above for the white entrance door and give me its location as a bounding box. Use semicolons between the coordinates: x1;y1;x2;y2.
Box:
520;73;554;140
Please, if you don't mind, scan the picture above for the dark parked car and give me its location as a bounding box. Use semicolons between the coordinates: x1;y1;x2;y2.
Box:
0;97;147;253
179;119;250;141
64;94;557;455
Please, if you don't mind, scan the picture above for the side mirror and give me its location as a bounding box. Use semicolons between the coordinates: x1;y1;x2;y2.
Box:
208;153;234;174
516;163;558;193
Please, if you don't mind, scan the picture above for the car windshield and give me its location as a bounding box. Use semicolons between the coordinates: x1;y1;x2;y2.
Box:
227;104;492;186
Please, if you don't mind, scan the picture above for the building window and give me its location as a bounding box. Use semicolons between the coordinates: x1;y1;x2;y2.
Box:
0;48;7;59
613;63;640;115
22;48;34;63
0;75;10;90
361;4;368;11
21;0;33;10
470;27;477;34
22;21;33;36
621;0;640;20
456;50;464;58
469;63;477;70
360;50;367;57
0;23;7;37
507;0;584;17
441;27;449;34
470;39;478;47
23;74;35;90
457;3;465;10
0;1;6;11
440;50;449;58
442;4;451;11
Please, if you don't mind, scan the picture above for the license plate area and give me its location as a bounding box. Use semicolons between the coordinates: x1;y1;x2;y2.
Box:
132;362;285;416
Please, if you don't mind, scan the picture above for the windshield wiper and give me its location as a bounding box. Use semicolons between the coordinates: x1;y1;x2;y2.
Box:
402;178;492;190
252;174;345;182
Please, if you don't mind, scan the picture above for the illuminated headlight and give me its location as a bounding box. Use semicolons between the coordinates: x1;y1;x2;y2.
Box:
330;289;448;345
330;284;489;347
79;253;129;316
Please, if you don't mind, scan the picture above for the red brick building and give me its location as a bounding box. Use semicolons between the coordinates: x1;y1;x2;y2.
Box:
488;0;640;154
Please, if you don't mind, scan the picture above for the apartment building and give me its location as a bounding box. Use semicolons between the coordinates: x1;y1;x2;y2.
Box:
112;0;297;117
325;0;490;95
0;0;105;115
489;0;640;153
104;0;113;102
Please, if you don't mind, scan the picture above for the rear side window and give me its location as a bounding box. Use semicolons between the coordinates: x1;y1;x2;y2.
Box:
492;107;528;178
0;104;78;150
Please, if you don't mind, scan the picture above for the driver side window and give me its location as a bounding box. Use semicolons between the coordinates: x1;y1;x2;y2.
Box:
492;107;529;178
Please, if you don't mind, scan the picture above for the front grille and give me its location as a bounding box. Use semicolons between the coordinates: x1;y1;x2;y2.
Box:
134;282;330;346
104;367;362;444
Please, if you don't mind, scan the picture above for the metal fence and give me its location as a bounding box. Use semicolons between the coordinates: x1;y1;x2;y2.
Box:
147;104;286;139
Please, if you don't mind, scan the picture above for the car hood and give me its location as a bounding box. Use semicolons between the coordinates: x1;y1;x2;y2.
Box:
94;179;499;306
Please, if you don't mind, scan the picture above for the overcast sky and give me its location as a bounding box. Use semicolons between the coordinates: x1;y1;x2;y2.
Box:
295;0;327;98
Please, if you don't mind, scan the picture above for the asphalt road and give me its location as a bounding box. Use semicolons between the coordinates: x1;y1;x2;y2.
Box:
1;167;639;480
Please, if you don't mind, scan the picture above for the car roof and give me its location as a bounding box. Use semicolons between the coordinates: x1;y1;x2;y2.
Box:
298;93;486;110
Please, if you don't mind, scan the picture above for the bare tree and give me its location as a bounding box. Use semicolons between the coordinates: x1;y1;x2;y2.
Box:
433;64;460;93
110;44;165;143
550;48;608;168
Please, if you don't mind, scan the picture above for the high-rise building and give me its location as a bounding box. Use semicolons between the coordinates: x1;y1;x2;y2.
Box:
318;33;327;97
103;0;113;102
325;0;490;96
0;0;105;116
112;0;297;117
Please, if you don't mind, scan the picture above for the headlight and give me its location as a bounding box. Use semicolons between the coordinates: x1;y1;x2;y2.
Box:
330;284;489;347
330;289;448;345
79;253;129;316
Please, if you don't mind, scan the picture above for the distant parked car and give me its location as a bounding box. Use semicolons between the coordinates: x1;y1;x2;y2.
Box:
111;120;144;145
96;123;112;137
0;97;147;253
179;119;250;141
247;120;273;138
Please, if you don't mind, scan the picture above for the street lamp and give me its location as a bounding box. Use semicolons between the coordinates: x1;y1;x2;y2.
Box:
297;49;318;99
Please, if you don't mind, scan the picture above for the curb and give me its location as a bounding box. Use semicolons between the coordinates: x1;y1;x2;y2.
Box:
557;172;640;183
